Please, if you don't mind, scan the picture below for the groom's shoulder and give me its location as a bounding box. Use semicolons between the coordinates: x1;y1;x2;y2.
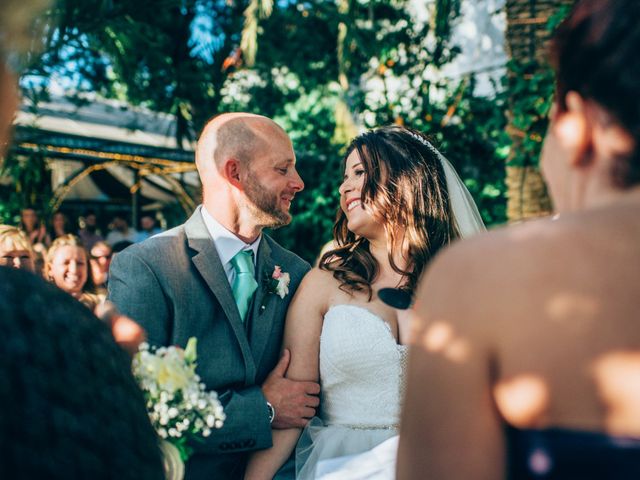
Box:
117;224;187;262
263;234;311;274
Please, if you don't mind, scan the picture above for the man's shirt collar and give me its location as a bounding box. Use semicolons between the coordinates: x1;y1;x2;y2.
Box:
201;206;261;267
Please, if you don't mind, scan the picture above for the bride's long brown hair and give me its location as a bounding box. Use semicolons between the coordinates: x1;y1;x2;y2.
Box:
320;125;460;300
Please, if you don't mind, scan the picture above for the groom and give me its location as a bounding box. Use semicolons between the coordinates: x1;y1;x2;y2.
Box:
108;113;319;479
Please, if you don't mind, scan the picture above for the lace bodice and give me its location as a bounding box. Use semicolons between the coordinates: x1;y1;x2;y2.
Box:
319;305;408;429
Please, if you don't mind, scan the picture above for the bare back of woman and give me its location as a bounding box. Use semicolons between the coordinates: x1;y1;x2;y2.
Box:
400;1;640;478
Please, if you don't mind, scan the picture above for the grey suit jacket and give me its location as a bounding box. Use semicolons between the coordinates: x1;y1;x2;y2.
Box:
108;206;311;479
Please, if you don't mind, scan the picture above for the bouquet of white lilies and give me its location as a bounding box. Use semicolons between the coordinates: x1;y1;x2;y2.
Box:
132;337;225;462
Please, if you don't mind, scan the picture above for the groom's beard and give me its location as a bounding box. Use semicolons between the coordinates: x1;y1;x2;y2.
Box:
244;174;291;229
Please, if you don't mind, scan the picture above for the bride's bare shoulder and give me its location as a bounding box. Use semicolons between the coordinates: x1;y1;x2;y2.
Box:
290;267;341;312
298;266;338;290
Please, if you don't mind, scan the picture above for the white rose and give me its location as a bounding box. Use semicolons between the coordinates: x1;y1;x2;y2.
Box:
275;273;290;298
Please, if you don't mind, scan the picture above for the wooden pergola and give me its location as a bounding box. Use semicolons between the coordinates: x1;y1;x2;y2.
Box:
11;95;200;226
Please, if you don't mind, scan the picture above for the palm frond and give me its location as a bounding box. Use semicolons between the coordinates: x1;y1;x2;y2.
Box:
240;0;273;67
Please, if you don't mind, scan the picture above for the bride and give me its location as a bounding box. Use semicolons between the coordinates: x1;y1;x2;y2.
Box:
244;125;484;479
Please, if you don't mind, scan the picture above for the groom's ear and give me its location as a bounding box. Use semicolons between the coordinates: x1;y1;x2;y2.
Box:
223;158;244;189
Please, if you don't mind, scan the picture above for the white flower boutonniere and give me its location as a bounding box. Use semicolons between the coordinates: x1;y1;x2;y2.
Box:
260;266;291;313
269;266;290;298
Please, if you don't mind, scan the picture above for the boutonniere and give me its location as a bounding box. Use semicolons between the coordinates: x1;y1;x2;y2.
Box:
266;266;290;299
260;266;290;313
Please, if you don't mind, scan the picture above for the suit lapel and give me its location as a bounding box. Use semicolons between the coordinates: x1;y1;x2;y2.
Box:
185;208;256;384
249;237;279;367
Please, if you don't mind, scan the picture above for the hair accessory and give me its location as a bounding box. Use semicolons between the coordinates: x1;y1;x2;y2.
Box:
408;130;432;148
408;129;485;238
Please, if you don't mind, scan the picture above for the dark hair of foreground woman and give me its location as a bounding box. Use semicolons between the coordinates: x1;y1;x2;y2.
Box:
0;267;164;479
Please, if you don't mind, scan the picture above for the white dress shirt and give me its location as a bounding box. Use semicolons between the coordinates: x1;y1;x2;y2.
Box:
200;206;261;287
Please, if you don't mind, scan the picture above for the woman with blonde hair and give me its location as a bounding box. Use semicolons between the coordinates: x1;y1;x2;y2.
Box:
45;238;146;356
0;225;35;272
44;234;102;311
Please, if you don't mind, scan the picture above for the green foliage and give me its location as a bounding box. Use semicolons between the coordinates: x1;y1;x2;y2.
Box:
12;0;528;262
32;0;248;144
505;4;572;169
0;149;52;224
437;87;510;226
433;0;462;64
247;0;505;262
506;60;554;168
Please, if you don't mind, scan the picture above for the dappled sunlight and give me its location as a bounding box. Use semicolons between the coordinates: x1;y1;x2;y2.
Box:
591;351;640;437
417;320;471;364
545;292;600;328
493;374;550;428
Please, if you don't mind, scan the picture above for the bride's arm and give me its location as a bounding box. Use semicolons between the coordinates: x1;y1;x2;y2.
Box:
245;269;328;480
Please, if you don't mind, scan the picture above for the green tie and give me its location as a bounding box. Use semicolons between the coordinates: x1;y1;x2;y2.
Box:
230;250;259;322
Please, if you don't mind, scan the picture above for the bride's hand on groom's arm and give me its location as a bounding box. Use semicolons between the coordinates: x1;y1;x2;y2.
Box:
262;348;321;429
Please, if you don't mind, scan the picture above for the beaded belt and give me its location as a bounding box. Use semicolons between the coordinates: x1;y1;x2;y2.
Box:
339;423;398;431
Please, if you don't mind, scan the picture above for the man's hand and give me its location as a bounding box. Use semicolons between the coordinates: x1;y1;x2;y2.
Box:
262;349;320;429
95;301;146;356
111;314;147;355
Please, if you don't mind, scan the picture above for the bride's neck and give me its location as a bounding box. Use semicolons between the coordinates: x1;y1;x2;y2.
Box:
368;236;408;284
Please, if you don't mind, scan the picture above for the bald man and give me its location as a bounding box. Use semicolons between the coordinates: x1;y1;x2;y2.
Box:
108;114;318;479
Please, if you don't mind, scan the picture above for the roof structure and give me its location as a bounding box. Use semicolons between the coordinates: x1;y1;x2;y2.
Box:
11;94;200;216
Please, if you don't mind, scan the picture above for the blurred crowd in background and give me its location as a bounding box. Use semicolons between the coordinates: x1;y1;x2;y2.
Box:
0;208;163;312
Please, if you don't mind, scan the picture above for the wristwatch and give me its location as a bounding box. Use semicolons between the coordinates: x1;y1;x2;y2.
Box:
266;401;275;424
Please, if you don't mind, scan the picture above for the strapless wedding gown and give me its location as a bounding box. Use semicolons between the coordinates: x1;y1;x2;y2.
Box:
295;305;407;479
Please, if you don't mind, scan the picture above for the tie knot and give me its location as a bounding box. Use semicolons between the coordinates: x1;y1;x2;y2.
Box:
231;250;254;275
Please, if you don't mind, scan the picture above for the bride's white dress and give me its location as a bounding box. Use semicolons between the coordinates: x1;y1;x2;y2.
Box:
295;305;407;479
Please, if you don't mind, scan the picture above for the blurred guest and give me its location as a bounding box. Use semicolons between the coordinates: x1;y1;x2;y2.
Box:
0;35;18;159
0;267;164;479
106;213;137;245
0;1;163;477
19;207;50;247
0;225;35;272
94;301;148;357
45;234;102;311
31;242;46;277
89;240;112;291
49;238;146;355
49;210;73;240
399;1;640;478
135;213;163;242
78;209;104;250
